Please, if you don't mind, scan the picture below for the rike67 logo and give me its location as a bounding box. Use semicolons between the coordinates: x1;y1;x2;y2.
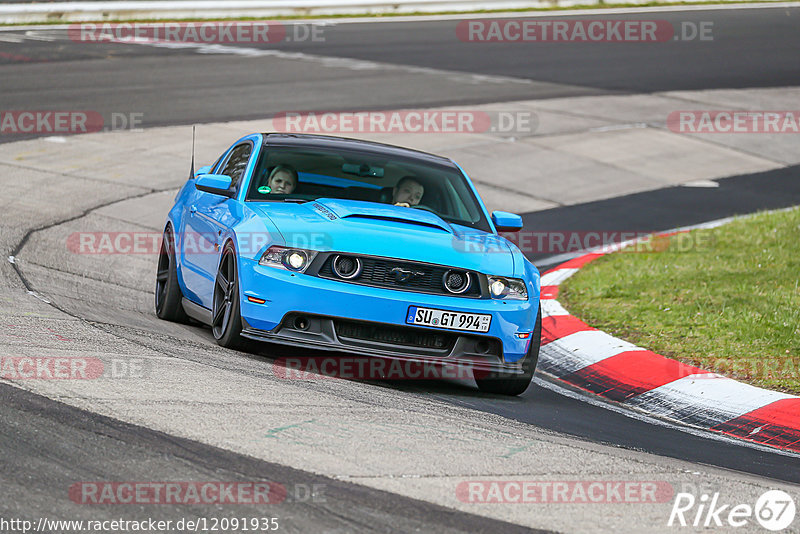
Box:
668;490;795;531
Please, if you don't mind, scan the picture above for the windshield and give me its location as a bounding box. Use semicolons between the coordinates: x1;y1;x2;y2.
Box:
245;145;491;232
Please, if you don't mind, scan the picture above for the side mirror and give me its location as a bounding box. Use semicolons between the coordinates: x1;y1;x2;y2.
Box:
492;211;523;233
195;174;234;197
193;165;212;178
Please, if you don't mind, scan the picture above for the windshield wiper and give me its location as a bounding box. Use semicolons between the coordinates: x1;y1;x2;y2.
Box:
283;198;313;203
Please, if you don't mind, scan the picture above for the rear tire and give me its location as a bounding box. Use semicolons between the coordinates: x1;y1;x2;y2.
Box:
475;307;541;396
155;226;189;323
212;243;247;350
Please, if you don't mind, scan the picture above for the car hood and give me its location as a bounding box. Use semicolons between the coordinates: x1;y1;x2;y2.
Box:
250;198;516;275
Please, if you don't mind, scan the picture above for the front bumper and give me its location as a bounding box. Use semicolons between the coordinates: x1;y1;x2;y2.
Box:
238;257;540;368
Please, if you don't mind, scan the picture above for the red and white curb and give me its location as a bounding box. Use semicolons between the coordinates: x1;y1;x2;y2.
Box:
536;228;800;454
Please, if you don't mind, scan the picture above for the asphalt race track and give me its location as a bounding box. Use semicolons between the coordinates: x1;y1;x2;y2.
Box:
1;6;799;532
1;7;799;133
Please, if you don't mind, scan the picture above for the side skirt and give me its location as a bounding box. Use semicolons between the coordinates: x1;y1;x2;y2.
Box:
182;297;213;325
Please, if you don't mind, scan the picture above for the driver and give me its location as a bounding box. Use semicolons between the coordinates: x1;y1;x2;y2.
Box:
265;164;298;195
392;176;424;207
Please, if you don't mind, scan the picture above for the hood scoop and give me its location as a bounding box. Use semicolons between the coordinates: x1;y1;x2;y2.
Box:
312;198;452;234
341;214;450;233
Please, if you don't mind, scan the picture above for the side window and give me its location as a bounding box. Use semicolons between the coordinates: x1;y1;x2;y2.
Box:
219;143;252;190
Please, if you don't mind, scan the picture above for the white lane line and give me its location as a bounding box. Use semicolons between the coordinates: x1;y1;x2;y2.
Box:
589;122;648;132
0;33;24;42
106;38;537;86
681;180;720;188
0;23;536;86
23;30;56;41
26;290;51;304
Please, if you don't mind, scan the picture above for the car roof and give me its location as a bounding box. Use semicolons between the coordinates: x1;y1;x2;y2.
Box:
261;133;458;169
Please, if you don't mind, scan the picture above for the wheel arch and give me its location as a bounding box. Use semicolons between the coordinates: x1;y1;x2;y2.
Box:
162;219;192;299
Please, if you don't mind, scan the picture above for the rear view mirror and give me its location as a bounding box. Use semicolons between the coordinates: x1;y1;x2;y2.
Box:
195;174;234;197
492;211;523;232
342;163;384;178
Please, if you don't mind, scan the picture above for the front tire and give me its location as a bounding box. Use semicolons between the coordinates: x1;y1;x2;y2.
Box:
155;226;188;323
212;243;247;350
475;307;542;396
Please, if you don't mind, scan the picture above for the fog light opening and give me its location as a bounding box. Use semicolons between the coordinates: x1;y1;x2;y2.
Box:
475;340;490;354
332;255;362;280
443;270;471;294
293;316;310;331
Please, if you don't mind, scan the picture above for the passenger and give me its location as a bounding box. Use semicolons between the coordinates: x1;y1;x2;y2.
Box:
266;164;298;194
392;176;424;207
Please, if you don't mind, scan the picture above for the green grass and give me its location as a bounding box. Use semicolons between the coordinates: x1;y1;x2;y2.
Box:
1;0;789;26
560;208;800;395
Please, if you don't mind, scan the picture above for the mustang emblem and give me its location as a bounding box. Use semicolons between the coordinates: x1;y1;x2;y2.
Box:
389;267;425;284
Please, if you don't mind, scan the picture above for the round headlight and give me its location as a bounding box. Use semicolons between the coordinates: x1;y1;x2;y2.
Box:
285;251;307;270
490;279;506;297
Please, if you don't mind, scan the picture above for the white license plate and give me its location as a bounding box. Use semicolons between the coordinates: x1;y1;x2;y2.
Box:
406;306;491;333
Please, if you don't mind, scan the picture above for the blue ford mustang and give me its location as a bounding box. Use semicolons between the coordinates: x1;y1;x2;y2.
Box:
156;133;541;395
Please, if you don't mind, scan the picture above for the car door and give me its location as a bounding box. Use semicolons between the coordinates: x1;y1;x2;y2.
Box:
181;141;253;308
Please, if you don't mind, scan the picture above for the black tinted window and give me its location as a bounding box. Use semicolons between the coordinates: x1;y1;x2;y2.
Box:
220;144;252;188
246;146;490;232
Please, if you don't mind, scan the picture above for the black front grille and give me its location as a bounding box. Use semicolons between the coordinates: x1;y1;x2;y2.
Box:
317;255;482;297
335;320;455;351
